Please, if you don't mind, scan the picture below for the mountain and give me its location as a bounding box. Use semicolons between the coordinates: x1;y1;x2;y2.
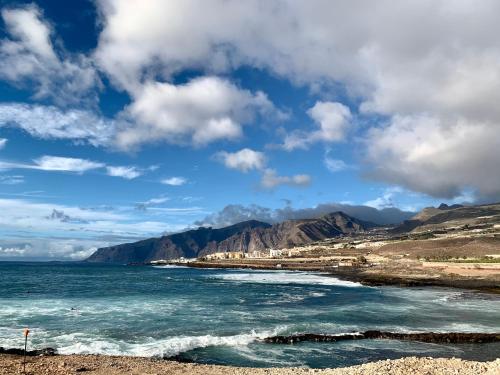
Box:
86;212;376;263
86;220;270;263
392;203;500;234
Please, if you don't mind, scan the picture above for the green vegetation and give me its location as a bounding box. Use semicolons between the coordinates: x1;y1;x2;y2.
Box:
426;256;500;263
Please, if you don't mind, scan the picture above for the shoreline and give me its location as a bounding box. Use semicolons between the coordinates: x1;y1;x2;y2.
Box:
1;354;499;375
181;261;500;294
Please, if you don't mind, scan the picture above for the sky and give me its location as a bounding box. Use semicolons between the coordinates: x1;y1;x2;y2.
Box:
0;0;499;260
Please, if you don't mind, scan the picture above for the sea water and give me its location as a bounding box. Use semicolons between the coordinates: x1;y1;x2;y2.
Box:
0;262;498;368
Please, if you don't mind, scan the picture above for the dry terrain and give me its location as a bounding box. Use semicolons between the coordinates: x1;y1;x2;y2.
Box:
1;354;499;375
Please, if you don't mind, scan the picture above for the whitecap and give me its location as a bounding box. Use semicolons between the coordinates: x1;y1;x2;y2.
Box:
207;271;362;287
57;326;289;357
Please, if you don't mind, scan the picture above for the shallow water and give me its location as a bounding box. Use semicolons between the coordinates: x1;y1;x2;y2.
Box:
0;262;498;368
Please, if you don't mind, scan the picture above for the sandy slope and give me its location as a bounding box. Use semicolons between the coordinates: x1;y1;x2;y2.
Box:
1;355;499;375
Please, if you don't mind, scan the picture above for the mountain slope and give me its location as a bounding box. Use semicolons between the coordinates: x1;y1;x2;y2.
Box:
392;203;500;234
86;212;376;263
86;220;271;263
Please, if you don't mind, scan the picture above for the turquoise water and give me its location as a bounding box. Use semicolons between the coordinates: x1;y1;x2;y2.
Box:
0;262;499;368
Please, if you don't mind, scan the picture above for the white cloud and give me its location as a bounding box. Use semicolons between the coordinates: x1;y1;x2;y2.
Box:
34;156;104;172
260;169;311;189
93;0;500;199
0;5;100;105
0;103;115;146
0;154;153;180
283;102;351;151
161;177;187;186
0;138;7;149
116;76;274;149
0;197;191;259
0;155;104;173
365;114;500;199
106;165;142;179
215;148;266;172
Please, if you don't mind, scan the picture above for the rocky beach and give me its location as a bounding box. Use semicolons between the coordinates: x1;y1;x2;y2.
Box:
1;354;500;375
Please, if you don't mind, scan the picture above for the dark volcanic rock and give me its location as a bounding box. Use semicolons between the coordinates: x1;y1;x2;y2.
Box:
263;331;500;344
0;347;57;356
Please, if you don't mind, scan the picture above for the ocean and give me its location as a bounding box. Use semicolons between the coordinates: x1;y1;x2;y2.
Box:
0;262;499;368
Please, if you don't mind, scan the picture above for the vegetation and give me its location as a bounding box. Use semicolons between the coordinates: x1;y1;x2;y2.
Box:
424;255;500;263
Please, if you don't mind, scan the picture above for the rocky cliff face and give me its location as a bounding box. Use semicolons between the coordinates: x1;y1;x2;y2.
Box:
86;212;375;263
86;220;271;263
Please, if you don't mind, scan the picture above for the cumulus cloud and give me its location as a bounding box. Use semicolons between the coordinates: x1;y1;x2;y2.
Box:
116;76;274;149
195;202;415;228
214;148;266;172
260;169;311;189
92;0;500;200
0;103;116;146
0;138;7;149
161;177;187;186
106;165;142;179
0;5;100;106
283;102;352;150
364;115;500;199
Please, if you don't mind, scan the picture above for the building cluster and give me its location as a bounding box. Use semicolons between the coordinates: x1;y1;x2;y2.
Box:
202;248;296;261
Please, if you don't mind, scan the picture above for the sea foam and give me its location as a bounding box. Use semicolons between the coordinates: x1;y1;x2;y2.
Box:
57;326;288;357
207;271;362;287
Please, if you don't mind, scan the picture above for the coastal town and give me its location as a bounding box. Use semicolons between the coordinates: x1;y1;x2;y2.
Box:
151;208;500;292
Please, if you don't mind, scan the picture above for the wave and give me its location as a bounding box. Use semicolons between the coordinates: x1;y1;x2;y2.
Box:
207;271;362;287
56;326;289;358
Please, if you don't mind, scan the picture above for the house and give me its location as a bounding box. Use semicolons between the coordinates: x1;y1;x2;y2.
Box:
245;250;265;258
204;252;227;260
227;251;244;259
338;260;354;267
269;248;283;257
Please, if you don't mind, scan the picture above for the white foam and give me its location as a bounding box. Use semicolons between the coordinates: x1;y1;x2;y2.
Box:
152;265;190;269
208;271;362;287
57;326;288;357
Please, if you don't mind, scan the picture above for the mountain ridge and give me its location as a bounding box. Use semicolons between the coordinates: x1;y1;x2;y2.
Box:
86;212;376;263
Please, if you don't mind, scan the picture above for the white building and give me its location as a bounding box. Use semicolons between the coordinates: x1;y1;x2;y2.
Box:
269;248;283;257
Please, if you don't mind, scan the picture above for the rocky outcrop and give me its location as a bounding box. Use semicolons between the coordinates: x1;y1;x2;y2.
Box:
263;331;500;344
0;347;56;356
86;212;376;263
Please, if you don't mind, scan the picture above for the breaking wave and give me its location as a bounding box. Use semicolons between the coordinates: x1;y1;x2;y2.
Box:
207;271;362;287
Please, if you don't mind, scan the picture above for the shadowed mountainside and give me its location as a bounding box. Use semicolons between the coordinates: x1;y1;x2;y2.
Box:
86;212;376;263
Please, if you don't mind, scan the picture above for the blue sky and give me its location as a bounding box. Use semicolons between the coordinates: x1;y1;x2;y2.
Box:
0;0;498;260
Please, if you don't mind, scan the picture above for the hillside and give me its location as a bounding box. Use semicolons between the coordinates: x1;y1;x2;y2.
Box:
392;203;500;234
86;220;271;263
86;212;375;263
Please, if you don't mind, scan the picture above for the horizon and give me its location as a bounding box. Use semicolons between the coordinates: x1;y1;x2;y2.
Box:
1;0;499;261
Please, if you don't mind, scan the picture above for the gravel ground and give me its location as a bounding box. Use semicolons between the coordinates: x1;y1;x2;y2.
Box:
1;355;499;375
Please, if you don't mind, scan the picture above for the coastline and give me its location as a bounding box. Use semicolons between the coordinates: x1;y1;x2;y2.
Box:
180;260;500;294
1;354;499;375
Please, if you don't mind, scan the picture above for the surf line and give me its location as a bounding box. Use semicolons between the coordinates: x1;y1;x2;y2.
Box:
262;331;500;344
